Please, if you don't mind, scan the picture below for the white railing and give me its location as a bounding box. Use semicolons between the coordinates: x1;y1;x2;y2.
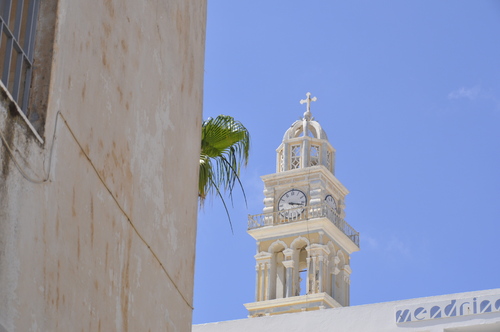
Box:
248;203;360;247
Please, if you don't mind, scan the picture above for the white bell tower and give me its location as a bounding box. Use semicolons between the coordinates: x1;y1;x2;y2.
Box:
245;93;360;317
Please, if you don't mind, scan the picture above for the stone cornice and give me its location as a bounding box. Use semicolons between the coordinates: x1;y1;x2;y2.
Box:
261;165;349;196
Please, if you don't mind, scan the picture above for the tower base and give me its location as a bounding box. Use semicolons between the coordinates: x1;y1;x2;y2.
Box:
244;292;342;317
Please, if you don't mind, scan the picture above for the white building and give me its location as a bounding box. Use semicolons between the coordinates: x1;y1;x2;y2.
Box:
195;288;500;332
194;93;500;332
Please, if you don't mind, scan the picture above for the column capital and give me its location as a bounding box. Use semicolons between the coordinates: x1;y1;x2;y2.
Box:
307;243;330;257
255;251;272;263
283;248;294;259
282;260;295;269
343;275;351;284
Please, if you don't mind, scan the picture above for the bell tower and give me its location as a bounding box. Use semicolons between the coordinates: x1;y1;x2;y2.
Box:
245;93;360;317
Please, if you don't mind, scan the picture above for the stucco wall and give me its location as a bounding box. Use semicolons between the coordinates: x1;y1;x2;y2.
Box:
0;0;206;331
194;289;500;332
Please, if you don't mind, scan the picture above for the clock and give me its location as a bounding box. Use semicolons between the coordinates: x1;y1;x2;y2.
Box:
278;189;307;218
325;195;336;211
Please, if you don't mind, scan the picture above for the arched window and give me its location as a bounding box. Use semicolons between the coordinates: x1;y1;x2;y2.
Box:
274;251;285;299
290;237;309;296
268;241;287;300
297;246;308;295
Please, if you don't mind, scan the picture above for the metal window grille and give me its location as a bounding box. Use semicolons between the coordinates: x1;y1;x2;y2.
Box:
0;0;40;113
290;144;301;169
310;145;320;166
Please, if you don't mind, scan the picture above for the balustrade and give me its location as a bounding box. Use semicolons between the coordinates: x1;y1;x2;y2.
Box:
248;203;360;247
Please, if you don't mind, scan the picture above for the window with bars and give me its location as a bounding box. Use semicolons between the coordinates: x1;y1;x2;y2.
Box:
0;0;40;114
310;145;320;166
290;144;301;169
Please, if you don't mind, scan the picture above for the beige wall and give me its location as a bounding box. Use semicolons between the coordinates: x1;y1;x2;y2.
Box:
0;0;206;331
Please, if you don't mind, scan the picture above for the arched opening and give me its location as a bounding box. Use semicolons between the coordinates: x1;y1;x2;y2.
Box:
268;241;287;300
308;125;318;138
297;247;308;295
274;250;286;299
290;237;309;297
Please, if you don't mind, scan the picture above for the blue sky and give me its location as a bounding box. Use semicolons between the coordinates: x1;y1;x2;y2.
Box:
193;1;500;324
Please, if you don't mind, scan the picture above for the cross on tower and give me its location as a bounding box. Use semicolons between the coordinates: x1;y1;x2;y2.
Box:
300;92;317;119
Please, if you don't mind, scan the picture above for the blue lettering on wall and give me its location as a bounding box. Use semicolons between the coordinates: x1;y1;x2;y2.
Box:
480;300;492;313
396;294;500;324
444;300;457;317
414;307;427;321
396;309;411;323
459;302;471;316
430;306;442;319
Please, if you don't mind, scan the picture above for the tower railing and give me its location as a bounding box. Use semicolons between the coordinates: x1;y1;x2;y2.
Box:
248;203;360;247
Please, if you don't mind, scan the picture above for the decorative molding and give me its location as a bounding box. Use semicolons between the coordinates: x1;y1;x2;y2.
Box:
268;240;287;253
282;260;295;269
255;251;272;261
290;236;310;249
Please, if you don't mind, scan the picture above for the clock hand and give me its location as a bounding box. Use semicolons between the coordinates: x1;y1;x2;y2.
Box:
288;202;304;206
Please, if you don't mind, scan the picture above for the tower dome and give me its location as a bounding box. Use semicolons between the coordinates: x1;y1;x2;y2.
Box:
276;92;336;174
282;117;329;141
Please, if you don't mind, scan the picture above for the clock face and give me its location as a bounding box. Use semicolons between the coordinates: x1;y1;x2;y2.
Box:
325;195;336;210
278;189;307;218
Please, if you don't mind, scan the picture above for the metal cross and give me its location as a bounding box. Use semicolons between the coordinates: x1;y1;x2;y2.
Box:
300;92;317;114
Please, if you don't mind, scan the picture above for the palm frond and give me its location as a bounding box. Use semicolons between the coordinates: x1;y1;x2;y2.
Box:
199;115;250;214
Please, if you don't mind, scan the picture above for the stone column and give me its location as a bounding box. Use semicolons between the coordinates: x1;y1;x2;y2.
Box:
282;248;294;298
254;252;272;301
311;256;317;293
276;146;282;173
307;244;331;294
309;179;323;206
321;142;329;169
343;265;352;306
262;187;274;216
318;254;324;293
331;148;336;175
305;257;311;294
261;263;267;301
283;142;290;171
302;137;310;168
329;255;340;297
255;263;260;301
282;260;294;298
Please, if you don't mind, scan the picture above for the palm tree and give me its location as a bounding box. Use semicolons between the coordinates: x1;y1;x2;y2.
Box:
199;115;250;231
